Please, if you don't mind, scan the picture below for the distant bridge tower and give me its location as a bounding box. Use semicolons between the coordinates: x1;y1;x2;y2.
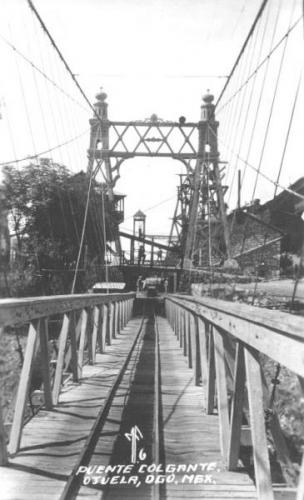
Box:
132;210;146;265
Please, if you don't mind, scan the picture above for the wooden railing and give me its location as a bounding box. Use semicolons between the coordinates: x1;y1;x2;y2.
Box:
165;294;304;500
0;292;135;464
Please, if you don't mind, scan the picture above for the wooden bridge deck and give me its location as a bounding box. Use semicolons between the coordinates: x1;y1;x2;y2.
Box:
2;316;258;499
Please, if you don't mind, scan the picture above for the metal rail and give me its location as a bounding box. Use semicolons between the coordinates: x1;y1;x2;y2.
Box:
165;294;304;500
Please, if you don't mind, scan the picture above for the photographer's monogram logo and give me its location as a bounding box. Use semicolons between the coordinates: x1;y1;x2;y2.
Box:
124;426;147;464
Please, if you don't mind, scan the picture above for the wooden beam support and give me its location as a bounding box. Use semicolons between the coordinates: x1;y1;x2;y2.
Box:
244;346;273;500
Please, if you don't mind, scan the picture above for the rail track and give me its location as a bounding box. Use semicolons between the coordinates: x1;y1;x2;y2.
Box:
60;301;162;500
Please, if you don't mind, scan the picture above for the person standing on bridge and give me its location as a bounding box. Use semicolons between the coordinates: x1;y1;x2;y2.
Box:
138;245;145;265
136;275;143;291
164;278;169;294
157;249;163;263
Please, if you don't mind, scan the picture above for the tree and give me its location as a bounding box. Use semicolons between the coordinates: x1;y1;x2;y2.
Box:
1;159;112;296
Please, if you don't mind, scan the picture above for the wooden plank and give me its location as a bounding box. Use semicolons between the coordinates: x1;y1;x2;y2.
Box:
228;342;245;470
52;313;70;404
244;346;274;500
39;318;53;410
213;327;230;462
8;320;40;454
207;325;216;415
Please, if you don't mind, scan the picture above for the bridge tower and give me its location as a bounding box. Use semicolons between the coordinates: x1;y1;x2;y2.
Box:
183;91;231;269
87;89;122;255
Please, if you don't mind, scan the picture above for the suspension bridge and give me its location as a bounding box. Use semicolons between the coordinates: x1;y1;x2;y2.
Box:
0;0;304;498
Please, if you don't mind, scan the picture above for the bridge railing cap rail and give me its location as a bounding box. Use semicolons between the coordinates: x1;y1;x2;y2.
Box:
168;293;304;338
0;292;135;328
166;293;304;376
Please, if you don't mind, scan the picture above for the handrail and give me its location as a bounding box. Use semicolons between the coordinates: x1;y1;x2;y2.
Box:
0;292;135;328
165;294;304;500
170;294;304;376
0;292;135;464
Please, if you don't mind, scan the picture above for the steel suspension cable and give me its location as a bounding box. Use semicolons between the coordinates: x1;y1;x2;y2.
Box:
215;0;269;109
217;16;302;114
208;126;304;202
27;0;103;125
273;70;302;197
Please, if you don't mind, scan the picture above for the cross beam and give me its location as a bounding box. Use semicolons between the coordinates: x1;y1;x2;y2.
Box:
119;231;180;253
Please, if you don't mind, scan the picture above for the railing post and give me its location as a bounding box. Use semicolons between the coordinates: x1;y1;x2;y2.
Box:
207;324;216;415
130;298;134;319
91;306;100;363
39;318;53;410
115;301;120;335
126;299;130;322
112;303;117;339
180;308;185;349
78;308;89;378
213;326;230;462
101;303;108;352
108;303;114;345
167;301;170;324
119;301;123;330
173;304;177;334
124;300;127;326
188;313;196;370
0;403;8;465
8;320;40;455
176;306;181;341
244;346;274;500
228;342;245;470
128;299;131;321
183;310;189;357
70;311;79;382
53;313;71;404
296;454;304;500
196;317;208;397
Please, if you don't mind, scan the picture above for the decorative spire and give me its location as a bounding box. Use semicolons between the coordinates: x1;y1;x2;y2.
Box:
202;89;214;104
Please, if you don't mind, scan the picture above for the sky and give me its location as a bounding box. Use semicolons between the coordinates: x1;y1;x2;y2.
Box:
0;0;303;246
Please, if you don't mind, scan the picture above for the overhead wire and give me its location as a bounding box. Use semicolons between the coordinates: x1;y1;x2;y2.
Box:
216;0;269;108
216;15;302;114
